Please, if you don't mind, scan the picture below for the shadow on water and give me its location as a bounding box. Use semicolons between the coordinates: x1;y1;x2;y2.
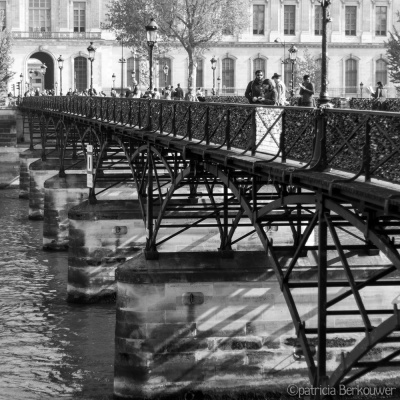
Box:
0;188;114;400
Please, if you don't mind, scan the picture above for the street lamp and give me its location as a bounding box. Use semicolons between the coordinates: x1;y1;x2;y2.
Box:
217;76;221;95
319;0;332;105
145;18;158;91
29;69;33;90
112;73;116;90
40;63;47;91
360;82;364;98
117;35;126;97
87;42;96;96
163;63;169;87
288;44;298;97
131;70;137;87
57;55;64;96
210;56;217;94
274;38;287;65
19;73;23;96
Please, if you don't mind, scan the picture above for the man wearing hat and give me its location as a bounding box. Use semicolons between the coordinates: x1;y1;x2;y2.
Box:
272;73;287;105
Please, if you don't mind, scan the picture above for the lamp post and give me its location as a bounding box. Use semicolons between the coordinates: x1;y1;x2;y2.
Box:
117;35;126;97
217;76;221;95
163;63;169;87
145;18;158;91
40;63;47;91
19;73;23;96
210;56;217;94
29;69;33;90
87;42;96;96
274;38;287;65
112;73;116;90
360;82;364;98
319;0;332;105
57;55;64;96
288;45;298;98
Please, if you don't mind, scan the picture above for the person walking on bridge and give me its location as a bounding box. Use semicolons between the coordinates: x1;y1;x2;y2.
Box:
245;70;265;104
299;75;315;107
272;73;287;105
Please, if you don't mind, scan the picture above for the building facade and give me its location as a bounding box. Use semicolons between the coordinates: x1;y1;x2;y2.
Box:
3;0;399;98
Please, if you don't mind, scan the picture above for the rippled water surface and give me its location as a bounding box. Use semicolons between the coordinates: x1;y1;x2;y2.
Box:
0;188;114;400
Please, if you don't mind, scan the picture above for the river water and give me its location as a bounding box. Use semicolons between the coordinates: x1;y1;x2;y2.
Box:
0;188;114;400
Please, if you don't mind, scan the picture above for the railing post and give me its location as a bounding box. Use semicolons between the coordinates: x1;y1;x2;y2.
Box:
364;117;371;182
147;100;153;131
187;106;192;141
138;101;142;128
281;110;287;163
311;109;327;171
159;102;163;134
226;108;231;150
251;109;256;156
205;107;210;145
172;103;176;136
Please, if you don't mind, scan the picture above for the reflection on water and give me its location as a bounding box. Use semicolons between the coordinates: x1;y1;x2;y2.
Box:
0;189;114;400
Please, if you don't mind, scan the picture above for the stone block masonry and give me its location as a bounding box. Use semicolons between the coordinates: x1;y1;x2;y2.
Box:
114;251;400;399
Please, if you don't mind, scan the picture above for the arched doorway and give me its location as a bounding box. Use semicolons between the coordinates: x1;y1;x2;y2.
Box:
28;52;54;92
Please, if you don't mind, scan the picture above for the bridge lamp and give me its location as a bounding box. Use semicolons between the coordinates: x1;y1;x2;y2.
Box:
19;73;23;96
117;35;126;97
87;42;96;96
163;63;169;87
29;69;34;89
112;73;116;90
57;55;64;96
210;56;217;94
288;45;298;98
40;63;47;91
145;18;158;91
360;82;364;98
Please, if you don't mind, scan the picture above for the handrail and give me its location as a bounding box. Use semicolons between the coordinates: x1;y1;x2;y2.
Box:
19;96;400;185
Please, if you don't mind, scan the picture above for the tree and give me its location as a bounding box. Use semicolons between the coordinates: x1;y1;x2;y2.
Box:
106;0;250;89
385;15;400;93
295;47;321;95
0;13;14;100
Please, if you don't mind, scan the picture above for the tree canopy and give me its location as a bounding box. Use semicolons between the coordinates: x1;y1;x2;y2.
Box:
385;14;400;88
106;0;250;88
0;14;14;99
295;47;321;95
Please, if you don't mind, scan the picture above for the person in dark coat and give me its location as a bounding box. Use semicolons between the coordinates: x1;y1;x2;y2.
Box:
174;83;184;100
299;74;315;107
125;86;132;98
245;70;265;104
261;79;278;105
371;81;384;99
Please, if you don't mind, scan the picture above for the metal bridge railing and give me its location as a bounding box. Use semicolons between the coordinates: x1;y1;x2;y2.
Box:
19;96;400;185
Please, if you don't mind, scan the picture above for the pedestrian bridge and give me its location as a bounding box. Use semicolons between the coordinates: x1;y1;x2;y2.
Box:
19;96;400;398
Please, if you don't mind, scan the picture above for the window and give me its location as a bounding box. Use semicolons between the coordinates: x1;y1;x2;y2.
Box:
284;5;295;35
345;6;356;36
376;6;387;36
29;0;51;32
74;56;88;92
74;2;86;33
315;6;323;36
253;5;265;35
222;58;234;93
158;58;171;87
196;59;203;88
376;59;388;85
253;58;265;76
345;58;357;94
0;1;6;31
